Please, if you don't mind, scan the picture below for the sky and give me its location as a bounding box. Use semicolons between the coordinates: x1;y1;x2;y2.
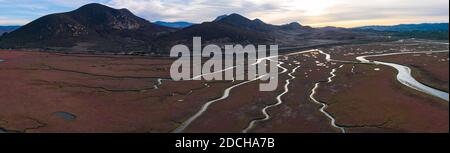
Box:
0;0;448;27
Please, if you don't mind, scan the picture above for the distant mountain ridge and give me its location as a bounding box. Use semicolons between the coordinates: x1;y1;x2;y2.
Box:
0;26;21;31
0;3;386;54
356;23;449;32
0;26;21;35
151;13;373;53
154;21;194;28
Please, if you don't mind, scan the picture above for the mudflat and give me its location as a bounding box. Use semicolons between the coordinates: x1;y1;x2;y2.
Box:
316;64;448;133
1;39;448;133
0;50;234;132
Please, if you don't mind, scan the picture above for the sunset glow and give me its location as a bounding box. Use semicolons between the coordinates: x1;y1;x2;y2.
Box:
0;0;448;27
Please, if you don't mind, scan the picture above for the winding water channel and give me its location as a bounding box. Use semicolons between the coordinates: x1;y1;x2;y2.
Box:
3;47;448;133
242;64;299;133
243;49;348;133
356;50;449;102
172;74;268;133
310;65;346;133
172;55;282;133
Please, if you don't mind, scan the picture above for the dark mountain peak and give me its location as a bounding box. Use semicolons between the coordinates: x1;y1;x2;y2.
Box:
72;3;124;15
280;22;304;30
253;18;266;24
68;3;152;30
213;13;276;32
213;13;250;22
76;3;111;10
288;22;302;27
214;13;267;26
73;3;140;18
0;3;174;52
217;13;252;24
227;13;247;19
76;3;133;15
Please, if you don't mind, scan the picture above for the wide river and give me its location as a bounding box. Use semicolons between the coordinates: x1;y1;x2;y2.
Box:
356;50;449;102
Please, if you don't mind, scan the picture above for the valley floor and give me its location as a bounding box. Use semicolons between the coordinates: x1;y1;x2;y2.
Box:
0;39;448;133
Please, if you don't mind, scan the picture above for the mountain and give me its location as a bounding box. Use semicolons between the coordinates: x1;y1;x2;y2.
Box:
212;14;314;33
356;23;449;32
0;4;385;54
0;26;20;31
154;21;194;28
213;13;277;32
152;13;310;52
280;22;307;30
152;14;374;53
152;15;274;53
0;3;175;52
0;26;21;35
354;23;449;40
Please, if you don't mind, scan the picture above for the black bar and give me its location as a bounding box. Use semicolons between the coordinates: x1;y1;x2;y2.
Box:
0;133;448;152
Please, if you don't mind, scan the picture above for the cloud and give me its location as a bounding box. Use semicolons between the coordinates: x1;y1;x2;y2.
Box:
0;17;29;25
0;0;448;27
306;0;449;27
106;0;275;22
106;0;449;27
